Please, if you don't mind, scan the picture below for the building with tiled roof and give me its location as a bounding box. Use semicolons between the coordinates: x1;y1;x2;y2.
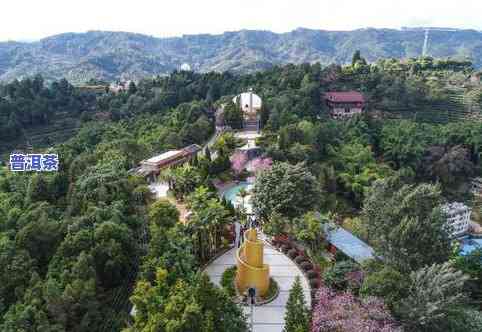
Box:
135;144;201;182
324;91;365;119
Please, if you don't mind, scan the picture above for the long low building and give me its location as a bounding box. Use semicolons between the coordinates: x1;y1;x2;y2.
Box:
135;144;201;182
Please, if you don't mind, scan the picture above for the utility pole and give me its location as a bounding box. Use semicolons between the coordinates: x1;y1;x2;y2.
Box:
402;27;459;57
422;29;429;57
248;287;256;332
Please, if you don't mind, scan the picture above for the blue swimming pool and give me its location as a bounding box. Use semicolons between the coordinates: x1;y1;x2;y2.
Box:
460;237;482;255
222;182;253;212
222;182;251;203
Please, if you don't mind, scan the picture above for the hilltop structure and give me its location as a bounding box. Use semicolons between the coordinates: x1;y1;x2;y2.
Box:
324;91;365;119
233;89;262;131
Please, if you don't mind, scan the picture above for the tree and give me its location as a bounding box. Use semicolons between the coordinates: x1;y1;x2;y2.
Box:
323;260;362;292
312;286;401;332
205;146;212;162
0;235;36;317
380;120;433;170
128;272;247;332
360;266;407;309
262;211;288;236
92;221;138;289
352;50;367;66
293;212;327;252
421;145;474;189
160;164;204;199
223;101;244;129
453;248;482;307
25;174;51;204
187;186;232;263
336;142;392;205
148;199;180;228
284;276;310;332
128;81;138;95
15;213;62;274
141;225;197;283
230;151;248;175
363;177;451;272
252;162;321;221
397;262;469;331
212;132;243;157
441;308;482;332
247;157;273;174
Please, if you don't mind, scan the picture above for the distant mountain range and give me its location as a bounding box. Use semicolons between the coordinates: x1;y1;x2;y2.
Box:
1;28;481;83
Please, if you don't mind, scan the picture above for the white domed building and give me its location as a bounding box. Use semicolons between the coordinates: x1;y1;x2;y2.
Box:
180;63;192;71
232;89;262;131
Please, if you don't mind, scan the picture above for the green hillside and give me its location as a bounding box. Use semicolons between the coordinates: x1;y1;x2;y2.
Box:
1;28;481;83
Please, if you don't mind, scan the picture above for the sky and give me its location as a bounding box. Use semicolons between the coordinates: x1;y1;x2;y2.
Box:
2;0;482;41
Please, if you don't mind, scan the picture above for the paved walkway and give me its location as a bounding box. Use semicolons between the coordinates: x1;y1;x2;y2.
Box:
204;244;311;332
234;130;262;141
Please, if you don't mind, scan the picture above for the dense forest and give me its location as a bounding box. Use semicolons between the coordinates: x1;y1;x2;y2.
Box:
1;28;482;83
0;55;481;331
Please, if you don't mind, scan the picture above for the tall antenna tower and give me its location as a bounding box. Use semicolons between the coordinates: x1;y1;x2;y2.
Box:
422;29;430;57
421;28;459;57
402;27;460;57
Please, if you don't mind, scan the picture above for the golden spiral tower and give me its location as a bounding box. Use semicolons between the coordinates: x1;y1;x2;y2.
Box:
235;228;270;296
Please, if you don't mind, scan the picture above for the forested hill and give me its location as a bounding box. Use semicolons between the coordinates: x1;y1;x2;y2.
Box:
1;28;482;83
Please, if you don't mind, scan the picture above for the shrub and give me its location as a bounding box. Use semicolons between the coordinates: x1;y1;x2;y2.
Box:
307;270;318;279
309;278;320;289
288;249;299;259
263;278;279;301
312;286;401;331
294;256;306;264
323;260;360;291
220;266;237;297
300;261;313;271
281;244;291;253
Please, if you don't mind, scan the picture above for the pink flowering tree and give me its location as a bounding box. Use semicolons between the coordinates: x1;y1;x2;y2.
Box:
247;157;273;174
230;151;248;174
312;286;401;332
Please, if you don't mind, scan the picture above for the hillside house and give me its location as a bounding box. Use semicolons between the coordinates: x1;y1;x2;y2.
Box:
324;91;365;119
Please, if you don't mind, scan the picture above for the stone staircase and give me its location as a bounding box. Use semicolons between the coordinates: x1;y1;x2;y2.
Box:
244;119;259;132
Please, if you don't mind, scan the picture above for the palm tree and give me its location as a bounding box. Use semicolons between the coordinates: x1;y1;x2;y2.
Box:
238;188;248;209
159;167;175;189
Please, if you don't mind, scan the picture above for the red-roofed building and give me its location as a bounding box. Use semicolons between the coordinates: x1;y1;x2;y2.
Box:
324;91;365;119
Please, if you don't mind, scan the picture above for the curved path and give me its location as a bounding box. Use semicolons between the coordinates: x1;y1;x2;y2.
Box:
204;242;311;332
